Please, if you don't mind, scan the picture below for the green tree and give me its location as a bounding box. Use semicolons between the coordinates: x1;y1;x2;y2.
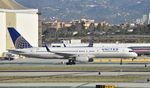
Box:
103;24;109;33
88;23;95;34
69;24;76;31
81;21;85;30
120;28;126;34
97;23;103;32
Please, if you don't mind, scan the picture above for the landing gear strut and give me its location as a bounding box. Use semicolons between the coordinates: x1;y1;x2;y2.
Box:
120;58;123;65
132;57;136;61
66;59;76;65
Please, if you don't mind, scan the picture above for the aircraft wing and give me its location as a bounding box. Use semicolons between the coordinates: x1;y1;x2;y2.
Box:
54;52;74;57
45;45;75;57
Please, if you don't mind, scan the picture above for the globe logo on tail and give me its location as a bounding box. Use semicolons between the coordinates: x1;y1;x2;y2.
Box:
15;36;32;49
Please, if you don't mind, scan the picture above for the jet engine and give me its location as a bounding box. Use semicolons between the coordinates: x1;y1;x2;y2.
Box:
75;56;94;62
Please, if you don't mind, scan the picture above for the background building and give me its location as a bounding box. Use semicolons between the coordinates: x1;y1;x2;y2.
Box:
148;13;150;24
0;0;41;57
142;15;147;24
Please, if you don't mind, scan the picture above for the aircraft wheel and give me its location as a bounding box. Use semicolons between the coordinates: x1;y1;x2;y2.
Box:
66;59;76;65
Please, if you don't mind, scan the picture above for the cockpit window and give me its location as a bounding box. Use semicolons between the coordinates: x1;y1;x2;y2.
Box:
129;51;133;52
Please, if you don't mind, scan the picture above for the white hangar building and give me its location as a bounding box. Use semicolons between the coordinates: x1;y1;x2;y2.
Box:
0;0;42;57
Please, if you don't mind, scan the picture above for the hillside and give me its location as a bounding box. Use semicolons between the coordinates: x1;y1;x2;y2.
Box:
16;0;150;24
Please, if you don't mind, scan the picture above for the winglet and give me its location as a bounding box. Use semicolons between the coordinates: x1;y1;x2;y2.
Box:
45;44;50;52
63;44;66;47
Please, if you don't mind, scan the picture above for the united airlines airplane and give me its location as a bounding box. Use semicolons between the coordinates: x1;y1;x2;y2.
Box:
8;27;137;65
46;45;137;65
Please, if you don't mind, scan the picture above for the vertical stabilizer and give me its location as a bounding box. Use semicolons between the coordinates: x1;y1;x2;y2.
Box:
8;27;32;49
88;37;94;47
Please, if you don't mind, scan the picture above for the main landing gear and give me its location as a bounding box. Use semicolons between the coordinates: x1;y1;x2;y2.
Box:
132;57;136;61
120;57;137;65
66;59;76;65
120;58;123;65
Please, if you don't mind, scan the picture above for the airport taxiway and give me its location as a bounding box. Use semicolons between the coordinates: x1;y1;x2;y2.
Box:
0;82;150;88
1;57;150;67
1;57;150;87
0;72;150;76
0;63;150;68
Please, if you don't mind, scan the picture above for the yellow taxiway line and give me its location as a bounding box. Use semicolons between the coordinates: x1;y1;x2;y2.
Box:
94;59;150;62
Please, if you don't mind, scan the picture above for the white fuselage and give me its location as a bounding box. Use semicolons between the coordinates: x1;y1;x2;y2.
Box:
49;47;137;58
10;46;137;59
10;47;64;59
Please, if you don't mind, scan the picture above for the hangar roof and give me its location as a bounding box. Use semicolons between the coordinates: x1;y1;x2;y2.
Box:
0;0;28;10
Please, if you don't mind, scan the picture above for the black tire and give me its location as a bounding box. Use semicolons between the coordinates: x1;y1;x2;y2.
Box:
66;62;73;65
72;62;76;65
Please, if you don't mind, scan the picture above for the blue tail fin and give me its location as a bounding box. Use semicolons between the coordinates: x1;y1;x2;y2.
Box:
88;37;94;47
45;44;51;52
8;27;32;49
63;44;66;47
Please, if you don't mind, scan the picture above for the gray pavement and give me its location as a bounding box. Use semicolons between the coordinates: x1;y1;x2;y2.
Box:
0;57;150;67
0;72;150;76
0;82;150;87
0;63;149;67
1;57;150;88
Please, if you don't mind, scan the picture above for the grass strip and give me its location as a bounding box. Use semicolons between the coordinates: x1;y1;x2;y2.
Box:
0;66;149;71
0;75;149;83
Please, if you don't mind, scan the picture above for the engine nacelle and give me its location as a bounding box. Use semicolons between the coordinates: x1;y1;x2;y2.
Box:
76;56;94;62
